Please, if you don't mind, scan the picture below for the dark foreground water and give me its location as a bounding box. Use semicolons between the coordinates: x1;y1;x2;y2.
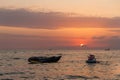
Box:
0;50;120;80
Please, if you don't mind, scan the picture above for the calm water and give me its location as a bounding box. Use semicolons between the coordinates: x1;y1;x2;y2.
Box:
0;50;120;80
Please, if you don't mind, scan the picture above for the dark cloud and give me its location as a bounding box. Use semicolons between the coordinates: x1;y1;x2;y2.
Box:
90;36;120;49
0;33;72;49
92;36;106;39
108;30;120;33
107;37;120;48
0;8;120;29
107;17;120;28
110;36;120;39
0;33;79;39
0;8;66;29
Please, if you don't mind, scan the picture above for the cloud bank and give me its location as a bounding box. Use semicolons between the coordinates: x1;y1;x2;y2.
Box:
0;32;120;49
0;8;120;29
0;33;73;49
90;36;120;48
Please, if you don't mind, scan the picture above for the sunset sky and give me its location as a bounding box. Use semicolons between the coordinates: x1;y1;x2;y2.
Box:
0;0;120;49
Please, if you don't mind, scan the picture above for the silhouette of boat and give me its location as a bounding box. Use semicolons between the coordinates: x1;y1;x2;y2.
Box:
86;60;99;63
28;56;61;63
105;48;110;51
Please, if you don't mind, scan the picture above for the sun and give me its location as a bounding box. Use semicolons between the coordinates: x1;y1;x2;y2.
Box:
80;44;84;47
80;43;87;47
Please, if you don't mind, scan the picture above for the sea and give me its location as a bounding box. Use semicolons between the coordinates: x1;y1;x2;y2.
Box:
0;49;120;80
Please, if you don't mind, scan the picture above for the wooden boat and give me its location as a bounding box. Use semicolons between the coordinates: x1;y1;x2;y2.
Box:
28;56;61;63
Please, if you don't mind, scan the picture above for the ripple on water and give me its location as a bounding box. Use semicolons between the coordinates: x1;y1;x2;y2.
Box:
1;79;14;80
66;75;99;80
4;72;25;75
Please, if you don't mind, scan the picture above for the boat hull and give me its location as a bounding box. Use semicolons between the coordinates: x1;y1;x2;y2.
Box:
28;56;61;63
86;60;99;63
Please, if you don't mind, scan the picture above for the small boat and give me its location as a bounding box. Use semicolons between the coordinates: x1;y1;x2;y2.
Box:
86;60;99;63
105;48;110;51
86;54;99;63
28;56;61;63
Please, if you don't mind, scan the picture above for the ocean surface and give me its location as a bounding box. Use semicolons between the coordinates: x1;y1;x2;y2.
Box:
0;49;120;80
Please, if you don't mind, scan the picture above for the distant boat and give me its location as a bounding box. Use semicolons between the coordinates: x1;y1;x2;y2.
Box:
28;56;61;63
105;48;110;51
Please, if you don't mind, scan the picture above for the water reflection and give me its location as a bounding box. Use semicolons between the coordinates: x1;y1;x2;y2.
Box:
86;64;97;77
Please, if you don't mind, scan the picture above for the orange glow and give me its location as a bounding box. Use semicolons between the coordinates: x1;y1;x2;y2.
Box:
0;26;118;49
80;44;84;47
